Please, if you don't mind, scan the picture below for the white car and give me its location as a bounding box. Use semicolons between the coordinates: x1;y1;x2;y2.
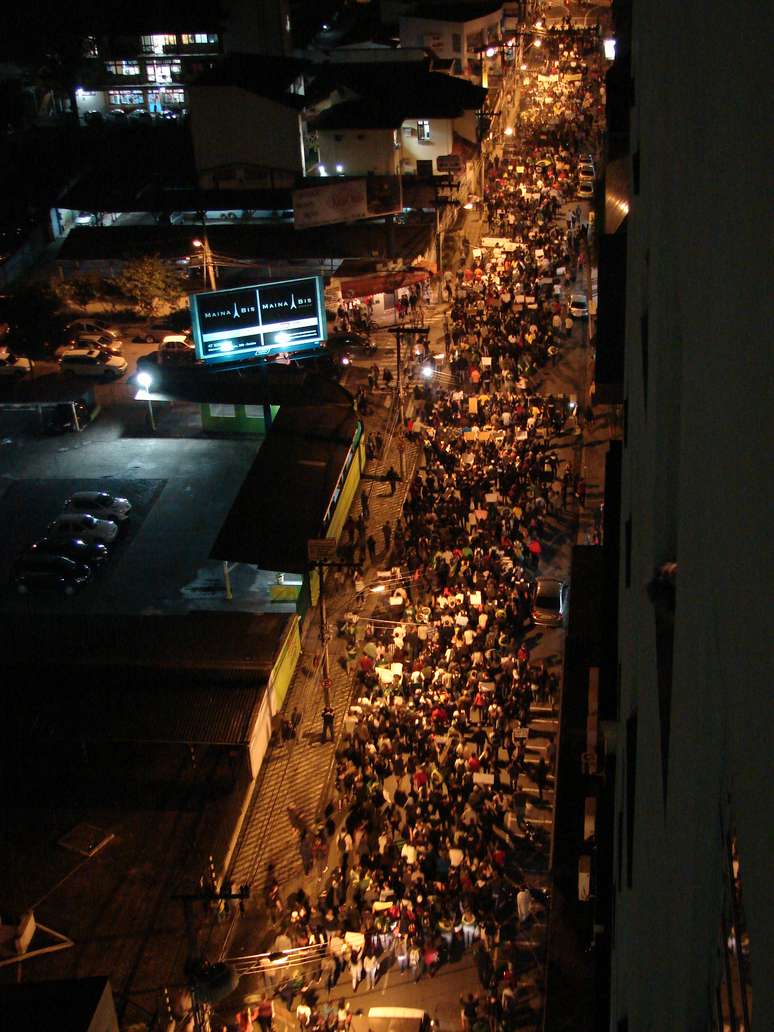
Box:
48;513;120;544
532;577;568;626
64;490;131;522
577;180;594;199
569;293;589;318
59;348;128;379
0;347;32;378
578;162;595;182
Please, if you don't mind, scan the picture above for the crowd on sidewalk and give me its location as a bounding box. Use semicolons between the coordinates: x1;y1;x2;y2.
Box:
229;25;605;1032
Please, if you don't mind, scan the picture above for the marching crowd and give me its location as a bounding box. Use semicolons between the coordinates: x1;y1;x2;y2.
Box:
232;25;605;1032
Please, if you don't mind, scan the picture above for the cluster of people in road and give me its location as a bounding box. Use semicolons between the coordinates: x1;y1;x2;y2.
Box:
229;26;606;1032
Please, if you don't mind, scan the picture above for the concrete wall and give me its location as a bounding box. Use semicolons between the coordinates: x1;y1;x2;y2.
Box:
316;128;398;176
610;1;771;1029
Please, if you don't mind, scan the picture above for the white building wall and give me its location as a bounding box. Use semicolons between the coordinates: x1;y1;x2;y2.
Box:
398;8;504;78
316;129;398;176
399;118;454;171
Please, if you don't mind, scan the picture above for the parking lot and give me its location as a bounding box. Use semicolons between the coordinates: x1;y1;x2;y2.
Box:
0;428;263;614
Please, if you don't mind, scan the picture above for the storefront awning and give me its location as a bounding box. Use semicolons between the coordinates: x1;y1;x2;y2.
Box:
338;267;432;300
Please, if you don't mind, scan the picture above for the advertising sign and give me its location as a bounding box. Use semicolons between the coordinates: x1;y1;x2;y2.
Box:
190;276;327;365
293;177;402;230
293;180;368;229
436;153;465;173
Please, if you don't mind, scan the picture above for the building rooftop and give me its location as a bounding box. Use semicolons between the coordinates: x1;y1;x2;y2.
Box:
211;403;359;573
0;977;113;1031
186;52;307;108
309;66;486;130
403;2;504;24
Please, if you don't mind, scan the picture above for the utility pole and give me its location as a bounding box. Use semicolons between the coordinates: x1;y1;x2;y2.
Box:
318;558;331;703
386;324;430;480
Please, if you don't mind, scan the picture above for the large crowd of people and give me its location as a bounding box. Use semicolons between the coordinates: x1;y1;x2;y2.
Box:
231;24;605;1032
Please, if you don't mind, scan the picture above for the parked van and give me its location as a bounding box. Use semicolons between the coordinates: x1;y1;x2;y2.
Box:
60;348;127;380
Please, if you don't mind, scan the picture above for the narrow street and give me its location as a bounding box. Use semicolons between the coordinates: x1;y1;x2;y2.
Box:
204;15;612;1032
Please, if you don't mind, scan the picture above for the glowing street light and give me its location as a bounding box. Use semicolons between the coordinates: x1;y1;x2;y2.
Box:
533;38;542;48
504;126;514;136
603;38;617;61
136;371;156;431
421;364;434;379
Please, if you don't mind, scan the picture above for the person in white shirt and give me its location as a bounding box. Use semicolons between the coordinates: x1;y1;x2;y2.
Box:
517;884;532;923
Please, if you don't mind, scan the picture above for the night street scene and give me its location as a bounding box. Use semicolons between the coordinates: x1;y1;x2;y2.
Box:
0;1;768;1031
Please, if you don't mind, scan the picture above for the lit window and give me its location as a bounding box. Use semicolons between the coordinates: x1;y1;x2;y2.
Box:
417;120;431;142
106;60;140;76
141;34;177;55
180;33;219;46
149;87;186;106
146;61;181;83
108;89;144;106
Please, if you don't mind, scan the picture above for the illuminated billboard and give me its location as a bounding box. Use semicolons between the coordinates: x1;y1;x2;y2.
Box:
190;276;327;365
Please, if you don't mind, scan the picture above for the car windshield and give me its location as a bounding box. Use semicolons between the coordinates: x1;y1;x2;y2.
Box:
80;515;98;526
539;593;560;610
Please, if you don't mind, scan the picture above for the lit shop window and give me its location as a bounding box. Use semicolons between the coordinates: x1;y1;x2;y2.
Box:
141;35;177;55
106;60;140;76
155;88;186;106
146;61;181;83
417;120;431;142
109;90;144;106
180;33;219;46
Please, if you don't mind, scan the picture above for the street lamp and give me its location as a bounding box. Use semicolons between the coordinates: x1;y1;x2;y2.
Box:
136;371;156;431
192;236;217;291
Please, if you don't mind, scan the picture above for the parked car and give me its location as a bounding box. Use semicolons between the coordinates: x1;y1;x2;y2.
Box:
159;334;195;363
0;347;32;379
65;319;120;341
64;490;131;522
57;333;123;358
11;553;92;596
43;400;97;434
532;577;568;626
24;536;110;567
577;180;594;199
569;293;589;319
59;348;127;379
47;513;119;544
578;161;595;182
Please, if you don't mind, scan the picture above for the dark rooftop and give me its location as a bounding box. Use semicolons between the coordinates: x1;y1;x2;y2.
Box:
57;222;434;263
0;977;113;1031
186;52;307;108
306;61;486;116
3;612;291;746
211;403;359;573
406;2;504;24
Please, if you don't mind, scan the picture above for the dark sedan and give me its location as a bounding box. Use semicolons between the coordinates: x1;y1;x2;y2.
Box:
25;536;110;566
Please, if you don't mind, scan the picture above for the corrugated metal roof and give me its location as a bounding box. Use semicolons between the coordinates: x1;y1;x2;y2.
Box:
211;403;358;572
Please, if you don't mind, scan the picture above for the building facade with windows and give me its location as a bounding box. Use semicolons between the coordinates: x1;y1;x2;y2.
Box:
76;32;222;121
605;0;770;1029
398;2;505;80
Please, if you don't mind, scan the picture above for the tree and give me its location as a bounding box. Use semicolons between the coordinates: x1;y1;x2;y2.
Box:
55;275;100;311
112;255;186;317
2;282;67;356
